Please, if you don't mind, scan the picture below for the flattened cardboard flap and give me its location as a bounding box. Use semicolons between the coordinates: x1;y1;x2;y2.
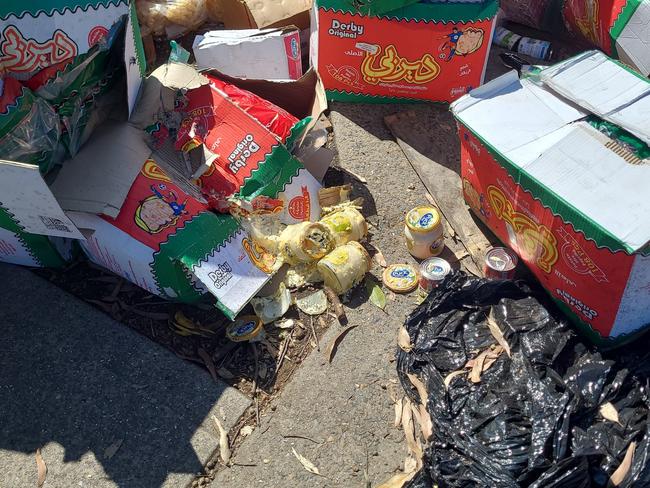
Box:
51;123;152;218
0;160;84;240
541;51;650;145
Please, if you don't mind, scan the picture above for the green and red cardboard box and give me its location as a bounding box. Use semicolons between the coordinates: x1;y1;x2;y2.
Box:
311;0;498;102
0;1;328;319
451;51;650;346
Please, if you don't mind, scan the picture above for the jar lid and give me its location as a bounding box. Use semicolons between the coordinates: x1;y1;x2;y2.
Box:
405;206;441;233
383;264;419;293
226;316;264;342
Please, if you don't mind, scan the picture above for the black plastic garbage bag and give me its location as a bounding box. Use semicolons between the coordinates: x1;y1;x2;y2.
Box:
397;272;650;488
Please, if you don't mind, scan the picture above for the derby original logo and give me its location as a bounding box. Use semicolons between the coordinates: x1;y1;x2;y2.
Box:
328;19;364;39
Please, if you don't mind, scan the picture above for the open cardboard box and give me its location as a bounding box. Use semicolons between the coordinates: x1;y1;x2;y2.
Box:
451;51;650;345
0;22;328;319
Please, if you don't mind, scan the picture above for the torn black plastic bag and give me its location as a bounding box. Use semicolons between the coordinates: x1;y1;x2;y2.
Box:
397;272;650;488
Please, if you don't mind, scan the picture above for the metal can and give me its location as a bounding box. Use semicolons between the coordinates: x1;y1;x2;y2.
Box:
418;257;451;294
317;241;371;295
484;247;519;280
404;205;445;259
320;207;368;246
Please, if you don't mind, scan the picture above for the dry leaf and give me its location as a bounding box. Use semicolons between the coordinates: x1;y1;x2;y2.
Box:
35;448;47;488
398;327;413;352
444;370;468;390
487;309;511;358
377;469;417;488
240;425;254;437
418;403;434;441
212;415;231;464
373;247;388;268
407;374;428;407
292;447;322;476
104;439;123;459
610;441;636;486
599;402;621;425
197;348;218;383
401;400;423;460
326;325;359;363
469;349;489;383
394;397;404;428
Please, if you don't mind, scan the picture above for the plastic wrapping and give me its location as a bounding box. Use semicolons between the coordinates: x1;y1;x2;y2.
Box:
0;77;61;173
136;0;207;37
398;272;650;488
206;75;299;143
31;18;125;158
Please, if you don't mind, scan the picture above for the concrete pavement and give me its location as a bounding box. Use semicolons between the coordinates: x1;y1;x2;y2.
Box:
0;264;250;488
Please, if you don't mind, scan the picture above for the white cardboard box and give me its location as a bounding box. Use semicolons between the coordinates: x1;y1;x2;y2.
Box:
193;28;302;80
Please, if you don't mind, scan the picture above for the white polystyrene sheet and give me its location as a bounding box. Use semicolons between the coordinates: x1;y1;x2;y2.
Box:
521;124;650;252
541;51;650;114
452;75;585;155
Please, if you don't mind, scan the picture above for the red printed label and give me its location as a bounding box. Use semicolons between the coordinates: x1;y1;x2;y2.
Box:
176;84;280;201
562;0;628;53
283;32;303;80
104;160;207;251
88;26;109;47
317;10;494;101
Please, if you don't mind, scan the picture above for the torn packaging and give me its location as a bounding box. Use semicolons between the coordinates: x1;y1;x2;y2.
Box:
147;65;324;223
68;159;272;319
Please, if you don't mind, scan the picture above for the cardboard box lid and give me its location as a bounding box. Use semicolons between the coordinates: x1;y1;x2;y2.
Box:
451;59;650;253
50;123;152;218
541;51;650;145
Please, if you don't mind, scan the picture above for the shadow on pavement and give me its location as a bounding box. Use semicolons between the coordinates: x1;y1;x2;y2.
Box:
0;264;233;488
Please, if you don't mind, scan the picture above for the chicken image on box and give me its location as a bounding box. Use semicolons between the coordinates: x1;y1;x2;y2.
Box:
311;0;498;102
193;28;303;80
451;50;650;346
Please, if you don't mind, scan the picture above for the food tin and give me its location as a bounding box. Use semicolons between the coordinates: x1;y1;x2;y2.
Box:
226;315;265;342
317;241;371;295
418;257;451;294
383;264;419;294
484;247;519;280
320;207;368;246
404;205;445;259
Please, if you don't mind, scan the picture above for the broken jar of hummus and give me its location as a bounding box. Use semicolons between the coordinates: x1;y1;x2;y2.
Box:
317;241;371;295
320;206;368;246
278;222;335;265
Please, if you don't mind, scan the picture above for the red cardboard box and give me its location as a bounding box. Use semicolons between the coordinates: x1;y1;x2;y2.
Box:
451;51;650;346
311;0;498;102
